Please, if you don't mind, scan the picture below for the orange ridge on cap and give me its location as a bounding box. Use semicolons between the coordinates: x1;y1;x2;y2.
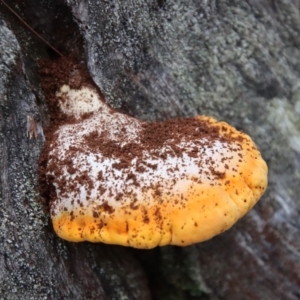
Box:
50;125;267;248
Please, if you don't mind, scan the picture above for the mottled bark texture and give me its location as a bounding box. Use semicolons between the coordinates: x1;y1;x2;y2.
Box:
0;0;300;299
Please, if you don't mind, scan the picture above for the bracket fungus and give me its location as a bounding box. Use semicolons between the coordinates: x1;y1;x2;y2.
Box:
41;84;268;249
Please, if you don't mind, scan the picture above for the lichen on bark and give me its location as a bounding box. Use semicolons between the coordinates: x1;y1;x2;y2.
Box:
1;0;300;299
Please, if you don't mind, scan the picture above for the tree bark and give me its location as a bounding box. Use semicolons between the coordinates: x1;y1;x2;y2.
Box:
0;0;300;299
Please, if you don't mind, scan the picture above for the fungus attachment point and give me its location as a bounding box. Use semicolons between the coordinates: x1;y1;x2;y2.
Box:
43;85;268;249
56;85;102;117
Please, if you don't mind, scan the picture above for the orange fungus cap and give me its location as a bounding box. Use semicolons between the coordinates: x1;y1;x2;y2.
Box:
44;85;268;248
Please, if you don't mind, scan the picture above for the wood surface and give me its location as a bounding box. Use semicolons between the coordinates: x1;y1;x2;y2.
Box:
0;1;299;299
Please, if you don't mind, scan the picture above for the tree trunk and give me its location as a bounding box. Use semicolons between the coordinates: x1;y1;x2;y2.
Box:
0;0;299;299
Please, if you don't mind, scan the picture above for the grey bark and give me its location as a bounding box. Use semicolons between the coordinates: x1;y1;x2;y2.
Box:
0;0;300;299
